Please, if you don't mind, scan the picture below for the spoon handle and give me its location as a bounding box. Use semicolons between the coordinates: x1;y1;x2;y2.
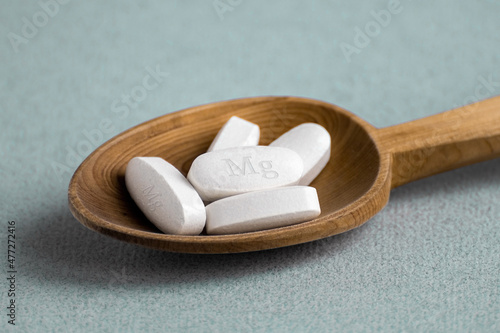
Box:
376;96;500;188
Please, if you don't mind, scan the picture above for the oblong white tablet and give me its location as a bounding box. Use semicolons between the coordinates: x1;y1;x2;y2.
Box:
125;157;206;235
206;186;321;235
208;116;260;152
269;123;331;185
187;146;304;202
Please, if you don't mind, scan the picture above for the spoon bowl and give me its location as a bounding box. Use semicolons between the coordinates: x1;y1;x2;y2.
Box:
69;96;500;253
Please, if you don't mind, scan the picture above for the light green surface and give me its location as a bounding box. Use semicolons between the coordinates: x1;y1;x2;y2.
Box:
1;1;499;332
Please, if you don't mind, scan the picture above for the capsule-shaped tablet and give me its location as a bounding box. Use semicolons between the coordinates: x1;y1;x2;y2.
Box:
125;157;206;235
208;116;260;152
270;123;331;185
206;186;321;234
187;146;303;202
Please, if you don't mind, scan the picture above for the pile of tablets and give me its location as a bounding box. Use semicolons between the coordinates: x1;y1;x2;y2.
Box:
125;116;331;235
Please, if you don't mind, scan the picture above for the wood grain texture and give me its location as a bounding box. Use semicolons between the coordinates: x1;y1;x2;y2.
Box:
376;96;500;188
69;96;391;253
68;96;500;253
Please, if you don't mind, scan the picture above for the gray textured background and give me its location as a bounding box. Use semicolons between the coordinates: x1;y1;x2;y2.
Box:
1;0;499;332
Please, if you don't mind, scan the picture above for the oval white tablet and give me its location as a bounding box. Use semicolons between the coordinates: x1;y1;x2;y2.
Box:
269;123;331;185
187;146;304;202
125;157;206;235
206;186;321;235
208;116;260;152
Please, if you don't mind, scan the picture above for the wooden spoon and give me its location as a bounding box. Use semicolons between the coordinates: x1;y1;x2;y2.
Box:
68;96;500;253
